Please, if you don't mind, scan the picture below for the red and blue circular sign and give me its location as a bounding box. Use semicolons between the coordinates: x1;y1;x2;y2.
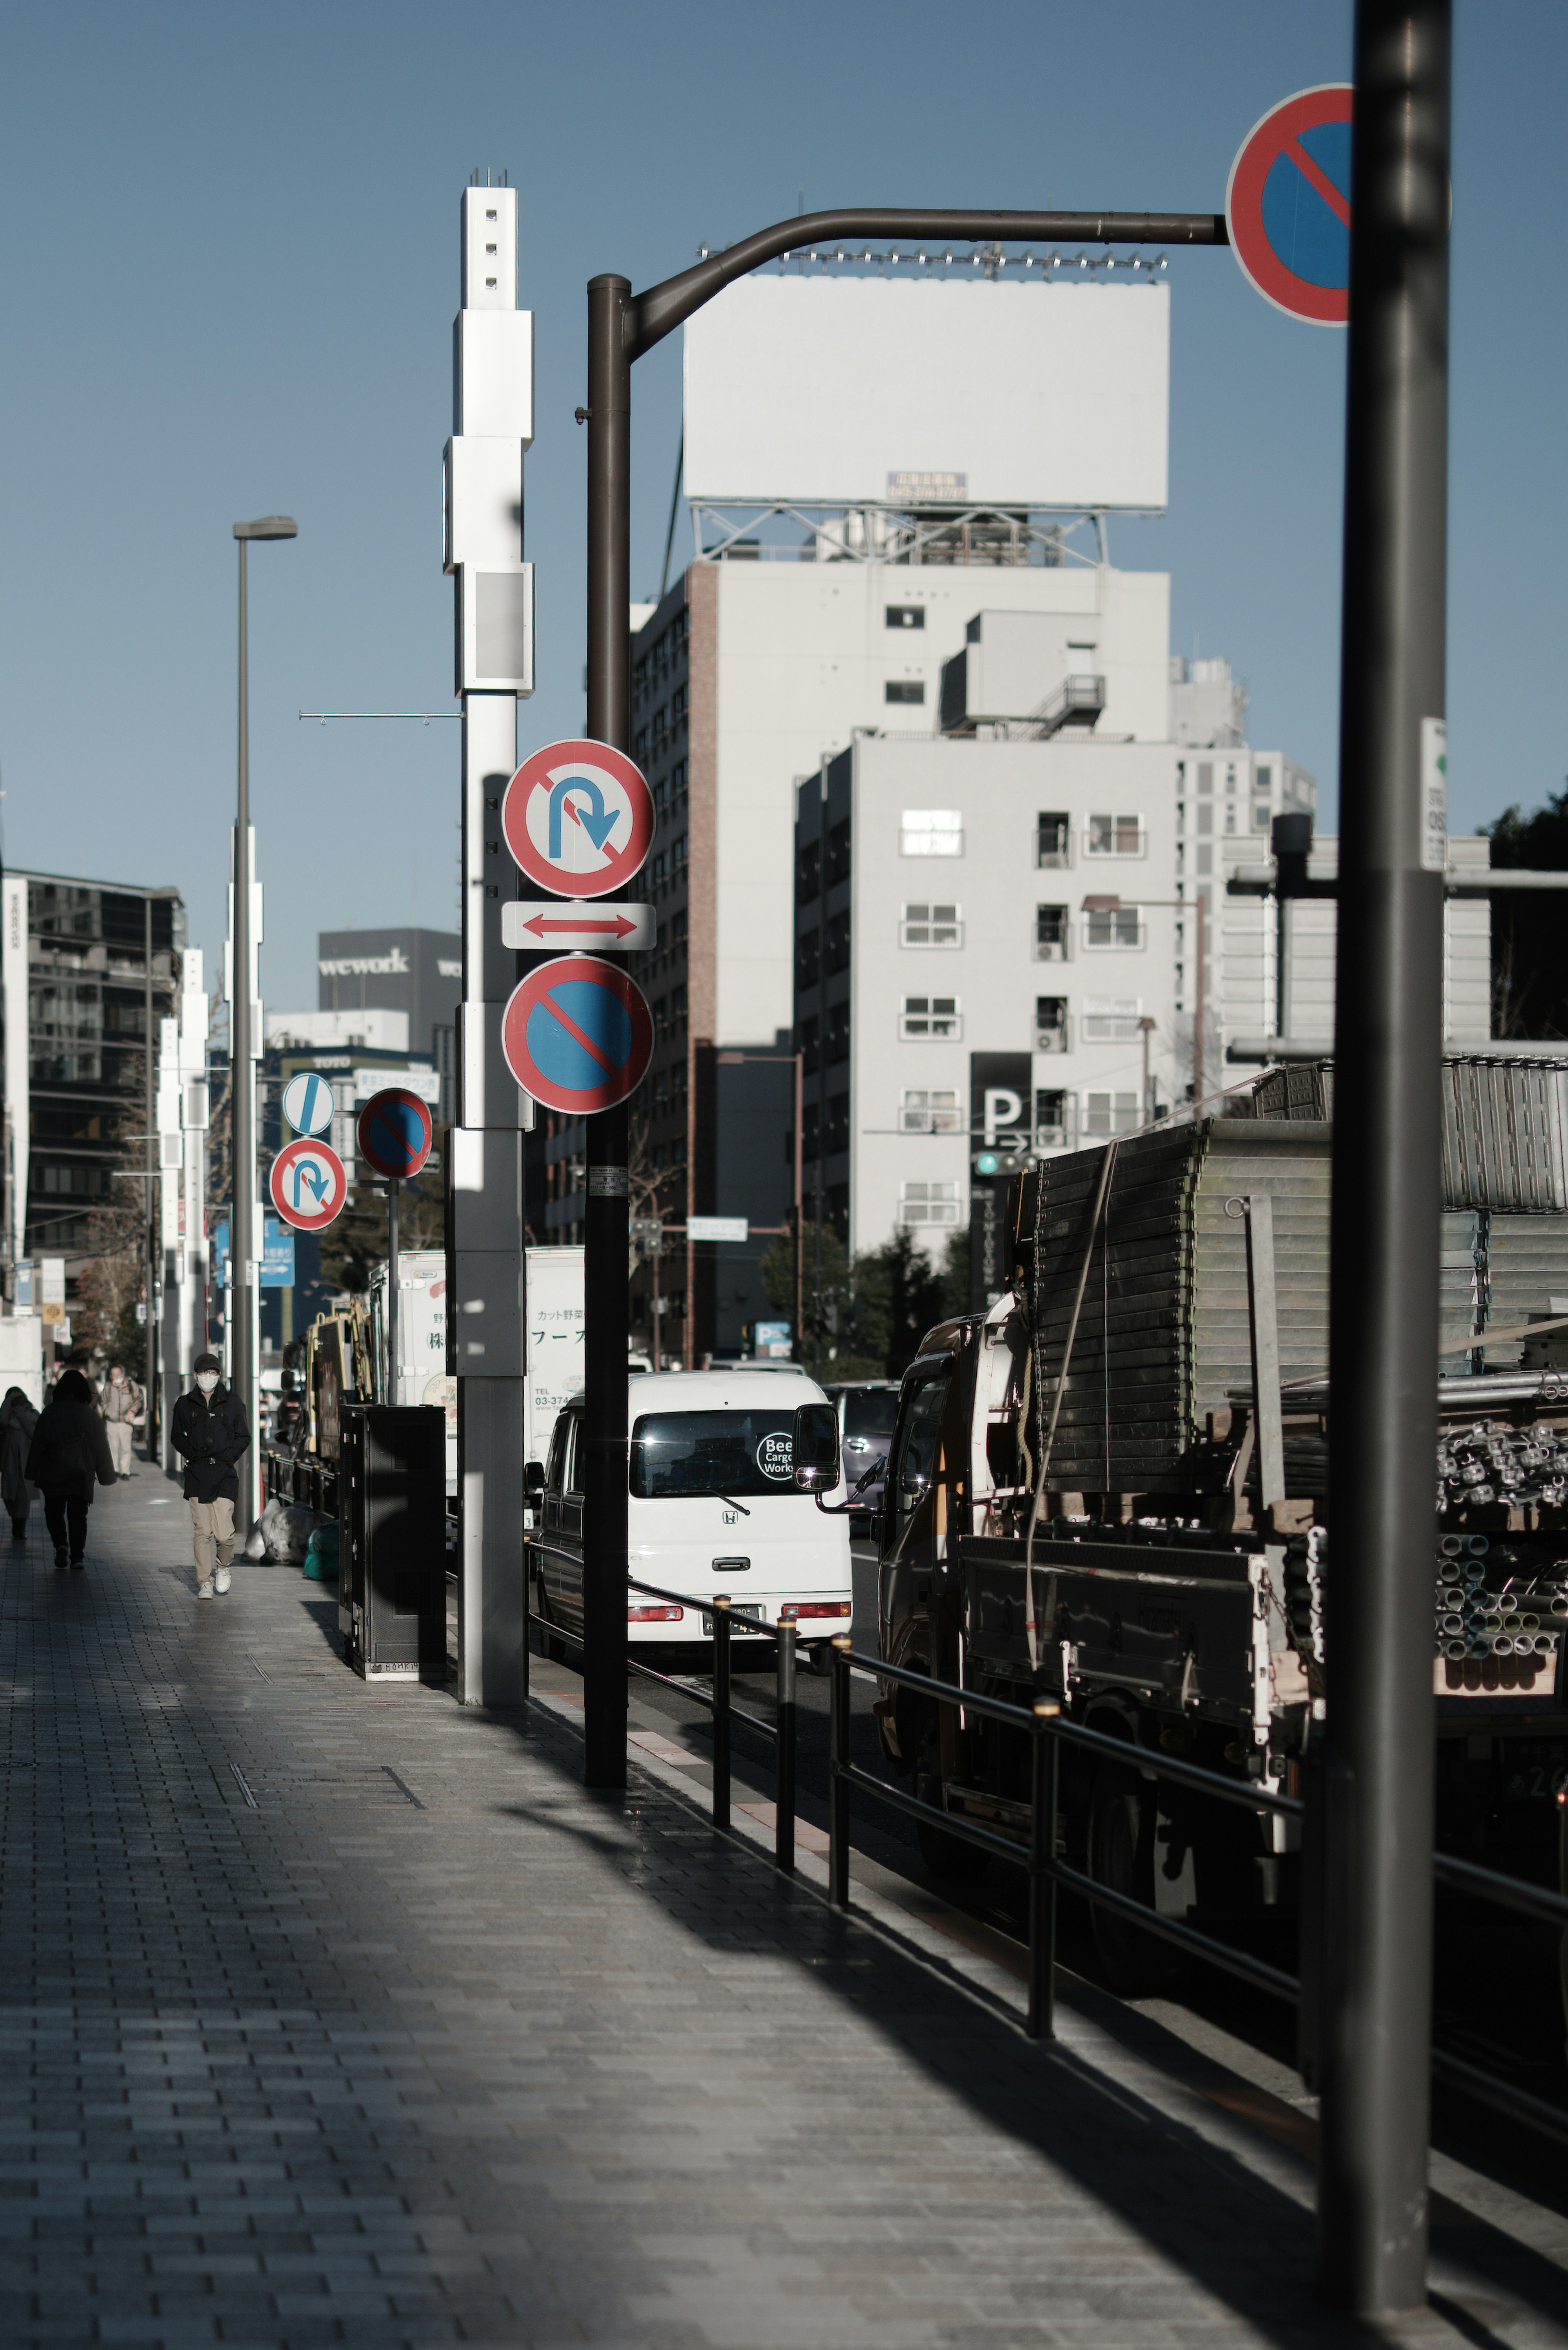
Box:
357;1088;434;1181
269;1137;349;1232
501;954;653;1115
503;738;656;899
1227;85;1353;326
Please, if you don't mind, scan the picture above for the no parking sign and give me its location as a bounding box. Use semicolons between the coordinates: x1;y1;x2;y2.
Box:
1227;85;1353;326
501;955;653;1117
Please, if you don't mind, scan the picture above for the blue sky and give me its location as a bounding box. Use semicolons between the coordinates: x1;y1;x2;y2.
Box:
0;1;1562;1008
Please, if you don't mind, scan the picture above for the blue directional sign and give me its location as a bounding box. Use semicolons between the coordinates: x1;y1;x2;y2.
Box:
282;1071;336;1136
212;1217;297;1288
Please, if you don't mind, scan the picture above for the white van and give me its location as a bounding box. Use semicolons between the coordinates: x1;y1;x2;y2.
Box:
530;1369;852;1663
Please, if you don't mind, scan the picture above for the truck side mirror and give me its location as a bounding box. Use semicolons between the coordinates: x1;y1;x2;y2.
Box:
524;1459;546;1495
791;1402;840;1492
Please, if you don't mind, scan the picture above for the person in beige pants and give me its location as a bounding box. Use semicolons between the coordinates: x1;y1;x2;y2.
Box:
169;1353;250;1598
100;1365;143;1479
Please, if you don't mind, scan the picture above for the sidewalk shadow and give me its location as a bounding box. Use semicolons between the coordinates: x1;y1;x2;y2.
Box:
490;1700;1568;2350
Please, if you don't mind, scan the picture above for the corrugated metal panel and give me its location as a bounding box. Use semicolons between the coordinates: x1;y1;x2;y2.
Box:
1251;1052;1568;1212
1030;1120;1331;1494
1031;1119;1568;1487
1441;1060;1568;1212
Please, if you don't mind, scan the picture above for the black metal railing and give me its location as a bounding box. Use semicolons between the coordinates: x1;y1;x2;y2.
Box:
827;1643;1302;2038
527;1569;800;1873
824;1641;1568;2147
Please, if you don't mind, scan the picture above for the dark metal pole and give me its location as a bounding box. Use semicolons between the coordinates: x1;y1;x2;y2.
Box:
1318;1;1450;2315
828;1636;851;1905
775;1621;797;1873
711;1599;731;1829
386;1179;399;1404
1027;1703;1059;2039
233;539;253;1450
582;272;633;1790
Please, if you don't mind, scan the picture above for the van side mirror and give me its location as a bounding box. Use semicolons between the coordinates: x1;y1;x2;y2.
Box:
524;1459;546;1495
791;1402;840;1492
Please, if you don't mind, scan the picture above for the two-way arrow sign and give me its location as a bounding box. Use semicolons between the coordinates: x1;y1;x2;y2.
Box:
502;900;655;953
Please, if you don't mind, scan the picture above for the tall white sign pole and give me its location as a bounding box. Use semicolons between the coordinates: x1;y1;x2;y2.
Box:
444;180;535;1705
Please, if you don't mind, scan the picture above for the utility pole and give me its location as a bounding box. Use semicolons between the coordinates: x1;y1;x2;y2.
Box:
1318;0;1450;2316
232;515;295;1518
578;205;1229;1792
443;178;535;1708
143;894;156;1447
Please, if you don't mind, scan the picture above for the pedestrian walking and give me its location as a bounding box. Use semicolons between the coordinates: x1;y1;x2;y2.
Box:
170;1353;249;1600
0;1386;39;1540
24;1369;116;1570
100;1363;143;1479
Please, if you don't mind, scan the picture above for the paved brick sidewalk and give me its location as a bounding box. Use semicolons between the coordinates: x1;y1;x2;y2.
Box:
0;1460;1563;2349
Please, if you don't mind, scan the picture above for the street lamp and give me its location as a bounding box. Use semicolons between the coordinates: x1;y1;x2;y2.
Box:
231;515;296;1512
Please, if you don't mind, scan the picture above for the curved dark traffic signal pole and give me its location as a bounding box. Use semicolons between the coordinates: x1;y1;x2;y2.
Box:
580;205;1227;1795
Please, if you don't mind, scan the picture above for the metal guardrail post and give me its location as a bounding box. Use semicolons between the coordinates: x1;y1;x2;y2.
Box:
775;1623;797;1873
711;1600;731;1830
828;1635;851;1906
1027;1702;1060;2039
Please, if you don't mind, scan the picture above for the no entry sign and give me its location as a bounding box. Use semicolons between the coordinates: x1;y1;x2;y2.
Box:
357;1088;434;1181
501;954;654;1116
1227;85;1353;326
269;1137;349;1233
503;739;656;899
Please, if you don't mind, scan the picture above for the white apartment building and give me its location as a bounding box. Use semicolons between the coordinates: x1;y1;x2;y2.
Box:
794;731;1182;1263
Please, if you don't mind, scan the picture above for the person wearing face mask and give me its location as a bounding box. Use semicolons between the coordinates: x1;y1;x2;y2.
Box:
100;1363;144;1480
170;1353;250;1599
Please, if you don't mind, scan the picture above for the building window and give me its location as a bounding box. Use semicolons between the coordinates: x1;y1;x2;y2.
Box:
1085;813;1145;858
1080;996;1144;1042
826;1003;850;1063
1255;765;1272;794
1036;812;1070;868
672;833;688;872
634;728;649;765
799;1013;820;1076
900;1088;963;1135
900;809;963;857
885;680;926;705
900;995;961;1040
1035;996;1069;1052
826;817;852;886
1224;805;1236;834
795;927;820;989
901;903;962;948
1034;904;1069;961
1253;802;1272;830
1084;1092;1140;1137
900;1179;962;1228
886;605;925;630
825;909;851;974
1083;904;1144;950
1035;1089;1071;1146
1197;762;1214;794
672;684;687;722
796;838;820;905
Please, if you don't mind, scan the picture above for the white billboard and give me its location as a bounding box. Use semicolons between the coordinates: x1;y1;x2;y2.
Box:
684;274;1169;512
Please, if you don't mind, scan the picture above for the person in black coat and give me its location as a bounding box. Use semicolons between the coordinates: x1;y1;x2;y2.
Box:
169;1353;250;1599
25;1369;116;1569
0;1386;39;1540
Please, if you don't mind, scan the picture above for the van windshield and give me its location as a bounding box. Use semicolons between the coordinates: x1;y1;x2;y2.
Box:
630;1409;802;1501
